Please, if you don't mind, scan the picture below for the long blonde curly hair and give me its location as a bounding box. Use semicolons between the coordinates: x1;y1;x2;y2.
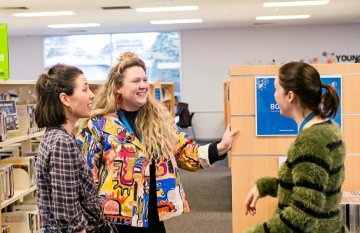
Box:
92;51;178;160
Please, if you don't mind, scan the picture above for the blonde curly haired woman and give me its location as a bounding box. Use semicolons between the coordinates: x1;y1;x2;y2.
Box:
76;51;238;233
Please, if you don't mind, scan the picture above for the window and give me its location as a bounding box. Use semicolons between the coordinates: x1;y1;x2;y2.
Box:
44;32;180;96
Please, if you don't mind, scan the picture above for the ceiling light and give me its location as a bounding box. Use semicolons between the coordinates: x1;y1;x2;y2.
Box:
136;5;199;12
47;23;100;28
256;15;311;20
263;1;329;7
13;11;74;17
150;19;203;24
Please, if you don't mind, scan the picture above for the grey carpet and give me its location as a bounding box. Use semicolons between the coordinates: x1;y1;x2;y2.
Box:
164;157;232;233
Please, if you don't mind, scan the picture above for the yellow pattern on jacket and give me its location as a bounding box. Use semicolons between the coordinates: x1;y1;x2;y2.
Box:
76;113;207;227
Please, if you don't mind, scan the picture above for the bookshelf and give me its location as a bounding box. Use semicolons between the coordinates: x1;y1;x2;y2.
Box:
0;80;42;231
0;131;44;151
149;81;175;117
1;186;36;209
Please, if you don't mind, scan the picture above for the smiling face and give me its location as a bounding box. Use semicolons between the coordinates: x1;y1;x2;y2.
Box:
67;74;95;119
116;65;149;111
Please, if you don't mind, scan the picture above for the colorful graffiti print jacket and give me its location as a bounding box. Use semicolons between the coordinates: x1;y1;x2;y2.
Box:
76;113;212;227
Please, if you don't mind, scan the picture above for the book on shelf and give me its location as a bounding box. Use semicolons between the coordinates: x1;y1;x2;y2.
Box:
0;164;14;202
0;100;19;132
0;147;19;159
341;191;360;233
0;156;35;187
1;224;10;233
0;91;18;102
1;209;41;233
14;205;42;233
0;111;6;142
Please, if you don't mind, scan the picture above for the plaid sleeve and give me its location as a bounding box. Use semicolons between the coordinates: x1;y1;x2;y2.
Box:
49;136;87;232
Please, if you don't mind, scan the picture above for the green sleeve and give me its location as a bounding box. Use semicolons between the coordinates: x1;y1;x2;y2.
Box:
256;177;279;197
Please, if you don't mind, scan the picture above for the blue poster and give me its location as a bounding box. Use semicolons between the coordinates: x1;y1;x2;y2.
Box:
255;76;342;136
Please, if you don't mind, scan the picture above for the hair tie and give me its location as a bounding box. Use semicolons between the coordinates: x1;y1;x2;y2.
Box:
321;83;326;91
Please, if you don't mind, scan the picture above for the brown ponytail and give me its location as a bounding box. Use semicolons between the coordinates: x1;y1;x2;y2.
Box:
320;83;339;118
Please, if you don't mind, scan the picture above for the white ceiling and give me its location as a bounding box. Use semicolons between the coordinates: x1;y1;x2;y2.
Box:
1;0;360;37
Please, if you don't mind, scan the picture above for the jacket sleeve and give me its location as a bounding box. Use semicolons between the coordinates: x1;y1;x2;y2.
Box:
247;162;329;233
274;160;329;232
248;148;330;232
174;129;212;172
76;120;104;189
256;177;279;198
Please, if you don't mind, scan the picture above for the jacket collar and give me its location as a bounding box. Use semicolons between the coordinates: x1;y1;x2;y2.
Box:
100;113;144;150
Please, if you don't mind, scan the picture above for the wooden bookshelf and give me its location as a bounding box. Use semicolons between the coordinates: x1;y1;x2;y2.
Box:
149;81;175;117
0;131;44;148
1;185;36;209
0;80;43;231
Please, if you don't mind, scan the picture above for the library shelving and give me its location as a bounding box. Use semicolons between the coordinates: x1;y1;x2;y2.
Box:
0;80;42;231
149;81;175;117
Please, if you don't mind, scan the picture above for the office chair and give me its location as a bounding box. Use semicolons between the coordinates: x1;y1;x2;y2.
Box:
187;112;196;140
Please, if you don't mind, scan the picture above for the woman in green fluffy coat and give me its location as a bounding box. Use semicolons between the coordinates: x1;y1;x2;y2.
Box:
244;62;347;233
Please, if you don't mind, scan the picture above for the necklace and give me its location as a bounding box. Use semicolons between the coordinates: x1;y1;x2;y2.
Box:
298;112;316;133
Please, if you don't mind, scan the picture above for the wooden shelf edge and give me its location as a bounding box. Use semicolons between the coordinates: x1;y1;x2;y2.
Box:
0;131;45;147
1;185;37;209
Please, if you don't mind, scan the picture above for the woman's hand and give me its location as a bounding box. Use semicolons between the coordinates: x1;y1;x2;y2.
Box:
217;124;239;156
244;185;260;216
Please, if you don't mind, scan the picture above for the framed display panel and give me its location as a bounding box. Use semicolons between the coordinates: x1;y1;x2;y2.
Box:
255;76;342;136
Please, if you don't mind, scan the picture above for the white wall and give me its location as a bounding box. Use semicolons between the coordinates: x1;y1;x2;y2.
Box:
8;36;43;80
8;24;360;140
181;24;360;140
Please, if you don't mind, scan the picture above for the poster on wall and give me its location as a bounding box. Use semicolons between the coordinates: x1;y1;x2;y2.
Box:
0;24;9;80
255;76;342;136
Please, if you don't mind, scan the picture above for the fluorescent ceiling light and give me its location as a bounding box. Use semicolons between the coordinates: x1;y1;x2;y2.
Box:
136;5;199;12
150;19;203;24
47;23;100;28
256;15;311;20
13;11;74;17
263;1;329;7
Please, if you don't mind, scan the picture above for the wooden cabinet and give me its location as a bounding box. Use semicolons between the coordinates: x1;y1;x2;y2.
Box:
223;80;232;167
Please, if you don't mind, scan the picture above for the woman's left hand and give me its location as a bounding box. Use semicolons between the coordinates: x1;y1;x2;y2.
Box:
217;124;239;156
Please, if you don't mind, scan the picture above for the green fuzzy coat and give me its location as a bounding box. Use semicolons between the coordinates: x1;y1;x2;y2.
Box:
245;121;348;233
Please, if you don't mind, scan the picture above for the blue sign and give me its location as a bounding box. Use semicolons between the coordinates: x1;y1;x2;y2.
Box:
154;88;161;101
255;76;342;136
